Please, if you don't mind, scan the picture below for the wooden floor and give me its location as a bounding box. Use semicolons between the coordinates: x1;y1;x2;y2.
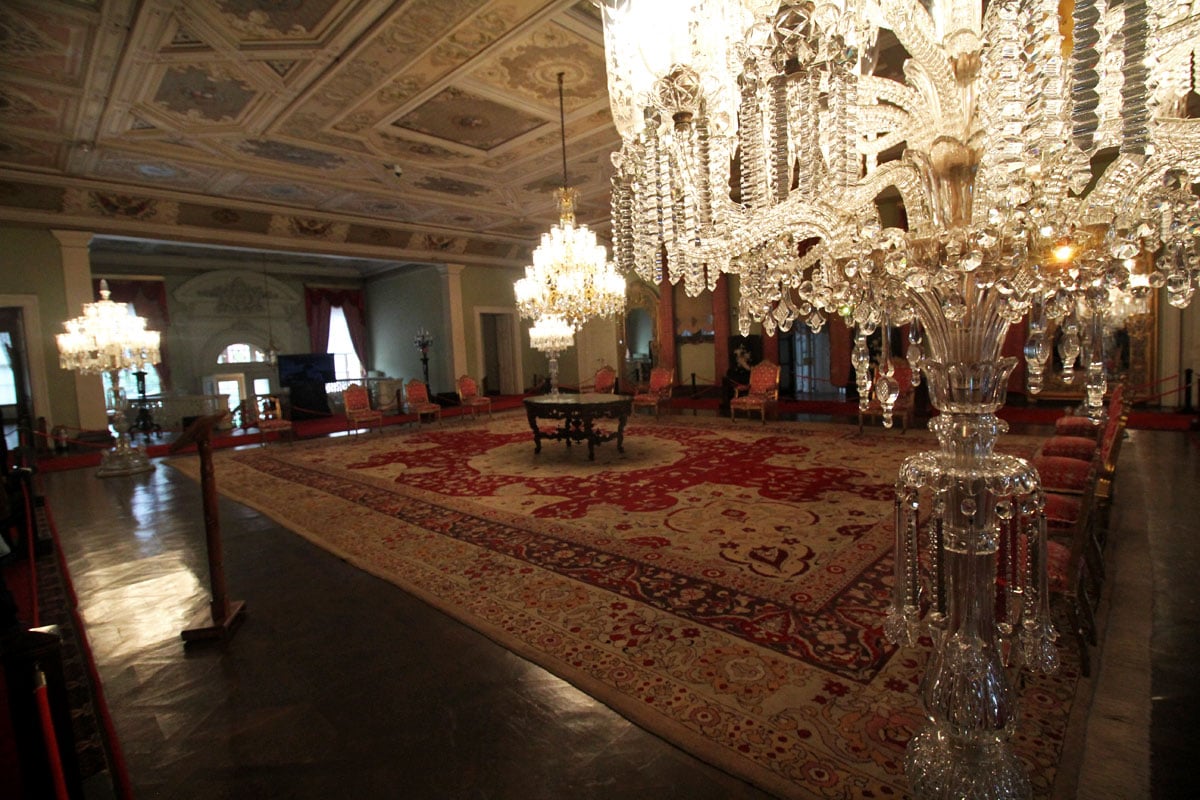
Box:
36;416;1200;799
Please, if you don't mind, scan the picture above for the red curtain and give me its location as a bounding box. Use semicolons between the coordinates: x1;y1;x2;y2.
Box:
93;278;172;391
305;287;367;367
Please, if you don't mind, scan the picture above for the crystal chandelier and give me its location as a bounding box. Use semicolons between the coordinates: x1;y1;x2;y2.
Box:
57;279;161;477
528;314;575;394
515;73;626;332
600;1;1199;796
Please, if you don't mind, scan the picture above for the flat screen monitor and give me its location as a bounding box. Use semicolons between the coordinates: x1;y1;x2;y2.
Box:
276;353;335;420
277;353;336;386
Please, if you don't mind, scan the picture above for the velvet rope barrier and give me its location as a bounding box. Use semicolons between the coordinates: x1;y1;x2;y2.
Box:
36;489;136;800
20;471;38;627
33;668;71;800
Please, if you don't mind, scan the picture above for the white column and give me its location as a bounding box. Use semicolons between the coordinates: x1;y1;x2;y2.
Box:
52;229;109;430
438;264;468;382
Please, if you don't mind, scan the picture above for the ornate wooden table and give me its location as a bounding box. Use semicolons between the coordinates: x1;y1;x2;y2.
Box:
523;393;633;460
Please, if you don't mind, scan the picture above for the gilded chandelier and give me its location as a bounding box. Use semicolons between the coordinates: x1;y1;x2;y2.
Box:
600;0;1198;797
514;72;625;332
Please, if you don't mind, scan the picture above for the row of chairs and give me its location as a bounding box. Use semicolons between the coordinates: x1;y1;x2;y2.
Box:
343;376;494;434
1033;383;1129;676
581;362;786;423
245;375;495;443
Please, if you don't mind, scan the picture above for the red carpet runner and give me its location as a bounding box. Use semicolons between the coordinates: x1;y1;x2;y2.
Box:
169;415;1080;799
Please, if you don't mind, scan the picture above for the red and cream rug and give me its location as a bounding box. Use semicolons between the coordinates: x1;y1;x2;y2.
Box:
170;415;1080;799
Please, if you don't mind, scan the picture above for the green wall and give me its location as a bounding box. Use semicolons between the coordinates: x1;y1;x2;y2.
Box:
366;266;449;392
459;265;547;391
0;226;78;427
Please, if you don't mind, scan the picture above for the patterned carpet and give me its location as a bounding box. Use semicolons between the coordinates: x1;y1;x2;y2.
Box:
170;414;1080;799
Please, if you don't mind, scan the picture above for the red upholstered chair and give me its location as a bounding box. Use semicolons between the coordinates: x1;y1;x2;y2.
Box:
343;383;383;435
633;367;673;416
1040;383;1128;462
1043;480;1101;675
858;358;916;432
256;395;293;445
456;375;491;419
403;379;441;424
730;361;781;424
590;365;617;394
1054;383;1125;439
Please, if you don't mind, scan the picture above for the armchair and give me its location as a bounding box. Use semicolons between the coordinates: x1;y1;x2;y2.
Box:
632;367;673;416
256;395;293;445
590;365;618;394
730;361;780;424
343;383;383;435
456;375;491;419
857;358;915;432
403;379;441;424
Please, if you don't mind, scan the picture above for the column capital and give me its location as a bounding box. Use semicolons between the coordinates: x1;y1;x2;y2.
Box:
51;229;95;250
436;263;466;278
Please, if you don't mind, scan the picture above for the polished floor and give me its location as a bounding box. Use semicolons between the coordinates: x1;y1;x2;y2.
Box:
35;416;1199;799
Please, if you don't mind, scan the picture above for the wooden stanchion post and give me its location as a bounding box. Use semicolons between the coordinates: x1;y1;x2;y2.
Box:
171;412;246;642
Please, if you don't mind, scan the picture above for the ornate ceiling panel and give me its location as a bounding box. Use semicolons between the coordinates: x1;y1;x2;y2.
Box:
0;0;619;270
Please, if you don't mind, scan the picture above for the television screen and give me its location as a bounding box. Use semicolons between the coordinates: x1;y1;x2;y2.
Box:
277;353;336;386
276;354;335;419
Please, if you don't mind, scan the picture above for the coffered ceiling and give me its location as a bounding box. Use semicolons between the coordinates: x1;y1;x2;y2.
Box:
0;0;619;272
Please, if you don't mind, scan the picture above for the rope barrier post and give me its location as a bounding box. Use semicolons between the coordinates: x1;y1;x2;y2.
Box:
2;628;84;798
170;411;246;643
1184;368;1194;413
34;667;71;800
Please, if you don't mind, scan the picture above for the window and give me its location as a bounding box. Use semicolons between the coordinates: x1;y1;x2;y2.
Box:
217;343;269;364
116;366;162;399
327;306;363;380
253;377;272;396
0;333;16;406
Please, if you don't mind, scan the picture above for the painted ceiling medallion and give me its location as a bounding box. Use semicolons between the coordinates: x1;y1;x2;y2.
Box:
239;139;345;169
154;66;255;121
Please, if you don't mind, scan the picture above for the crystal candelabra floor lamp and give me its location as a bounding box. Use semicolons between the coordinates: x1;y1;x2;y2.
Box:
57;280;161;477
599;0;1199;796
514;72;625;371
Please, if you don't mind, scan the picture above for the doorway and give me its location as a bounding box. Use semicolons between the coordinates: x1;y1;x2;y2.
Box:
476;309;521;395
793;327;833;396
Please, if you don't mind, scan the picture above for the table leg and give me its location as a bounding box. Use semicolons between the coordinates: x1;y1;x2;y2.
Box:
585;419;596;460
526;408;542;454
616;412;628;453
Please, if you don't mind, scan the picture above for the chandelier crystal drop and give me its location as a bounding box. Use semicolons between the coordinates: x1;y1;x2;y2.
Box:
600;1;1199;797
57;279;161;477
515;72;626;333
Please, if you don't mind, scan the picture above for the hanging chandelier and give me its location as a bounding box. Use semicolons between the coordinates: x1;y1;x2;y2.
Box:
600;1;1199;797
57;279;161;477
514;72;626;331
528;314;575;394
